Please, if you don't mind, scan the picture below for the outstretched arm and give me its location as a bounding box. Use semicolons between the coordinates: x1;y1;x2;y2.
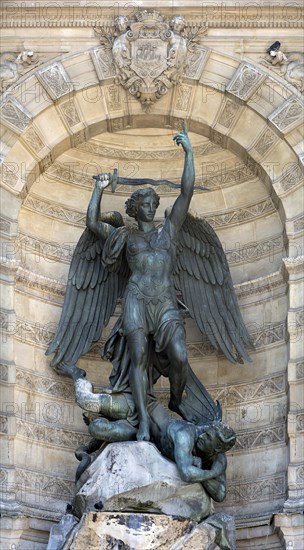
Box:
169;121;195;232
86;173;114;240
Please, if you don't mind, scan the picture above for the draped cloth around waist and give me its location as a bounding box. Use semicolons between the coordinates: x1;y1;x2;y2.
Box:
121;282;184;352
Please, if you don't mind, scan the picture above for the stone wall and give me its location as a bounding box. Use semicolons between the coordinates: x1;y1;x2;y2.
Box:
0;2;303;548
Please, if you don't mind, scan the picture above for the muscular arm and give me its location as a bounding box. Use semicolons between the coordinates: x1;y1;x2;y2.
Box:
172;425;215;483
86;174;114;241
169;122;195;233
202;453;227;502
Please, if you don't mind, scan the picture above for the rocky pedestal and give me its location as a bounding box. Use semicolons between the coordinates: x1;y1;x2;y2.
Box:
47;442;235;549
74;441;212;522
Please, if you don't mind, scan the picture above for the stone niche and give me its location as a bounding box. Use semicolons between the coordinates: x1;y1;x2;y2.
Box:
0;1;303;549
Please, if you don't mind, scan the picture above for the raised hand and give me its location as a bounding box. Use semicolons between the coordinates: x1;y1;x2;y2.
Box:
93;172;112;191
173;120;192;153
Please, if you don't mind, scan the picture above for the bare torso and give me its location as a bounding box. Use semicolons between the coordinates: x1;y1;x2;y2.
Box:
126;223;176;297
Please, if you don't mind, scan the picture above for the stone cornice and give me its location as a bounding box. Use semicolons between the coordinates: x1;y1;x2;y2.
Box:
1;6;303;29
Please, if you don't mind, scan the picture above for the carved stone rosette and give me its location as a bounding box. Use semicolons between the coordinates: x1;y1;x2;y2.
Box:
96;11;206;111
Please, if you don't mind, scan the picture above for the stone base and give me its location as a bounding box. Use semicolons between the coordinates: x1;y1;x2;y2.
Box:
59;512;235;550
74;441;212;522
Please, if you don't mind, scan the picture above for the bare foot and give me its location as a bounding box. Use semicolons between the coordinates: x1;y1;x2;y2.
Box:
136;420;150;441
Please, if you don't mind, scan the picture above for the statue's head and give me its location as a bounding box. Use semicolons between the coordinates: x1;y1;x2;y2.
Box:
115;15;129;34
196;421;236;456
125;188;160;221
169;16;186;33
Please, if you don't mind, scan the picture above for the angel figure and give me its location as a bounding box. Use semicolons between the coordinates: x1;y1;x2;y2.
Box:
46;123;252;443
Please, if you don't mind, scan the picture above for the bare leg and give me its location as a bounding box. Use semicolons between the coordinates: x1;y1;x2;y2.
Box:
88;417;137;442
164;325;188;414
127;330;150;441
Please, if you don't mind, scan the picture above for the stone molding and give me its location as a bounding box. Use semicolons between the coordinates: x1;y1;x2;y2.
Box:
283;255;304;275
18;232;75;264
14;467;74;509
23;194;86;227
16;367;74;402
16;417;90;450
224;472;287;506
22;192;276;229
233;423;286;452
76;139;222;160
1;6;302;29
16;268;66;298
235;270;285;300
213;373;286;406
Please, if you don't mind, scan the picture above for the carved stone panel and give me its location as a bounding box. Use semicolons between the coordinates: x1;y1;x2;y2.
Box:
269;96;304;132
216;98;241;129
90;46;116;81
252;127;278;157
226;63;265;101
184;47;209;80
22;126;45;153
0;96;32;133
59;99;81;128
36;62;73;100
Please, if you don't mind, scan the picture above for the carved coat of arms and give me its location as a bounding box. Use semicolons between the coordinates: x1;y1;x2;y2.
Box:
95;11;207;110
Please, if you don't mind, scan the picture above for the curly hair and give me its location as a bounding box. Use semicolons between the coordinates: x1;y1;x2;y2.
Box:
125;188;160;220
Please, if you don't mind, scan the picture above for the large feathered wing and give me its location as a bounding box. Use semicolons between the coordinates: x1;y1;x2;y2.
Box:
174;213;253;364
46;223;130;368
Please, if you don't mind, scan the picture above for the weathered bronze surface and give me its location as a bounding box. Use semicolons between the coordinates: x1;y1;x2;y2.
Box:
46;122;252;500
